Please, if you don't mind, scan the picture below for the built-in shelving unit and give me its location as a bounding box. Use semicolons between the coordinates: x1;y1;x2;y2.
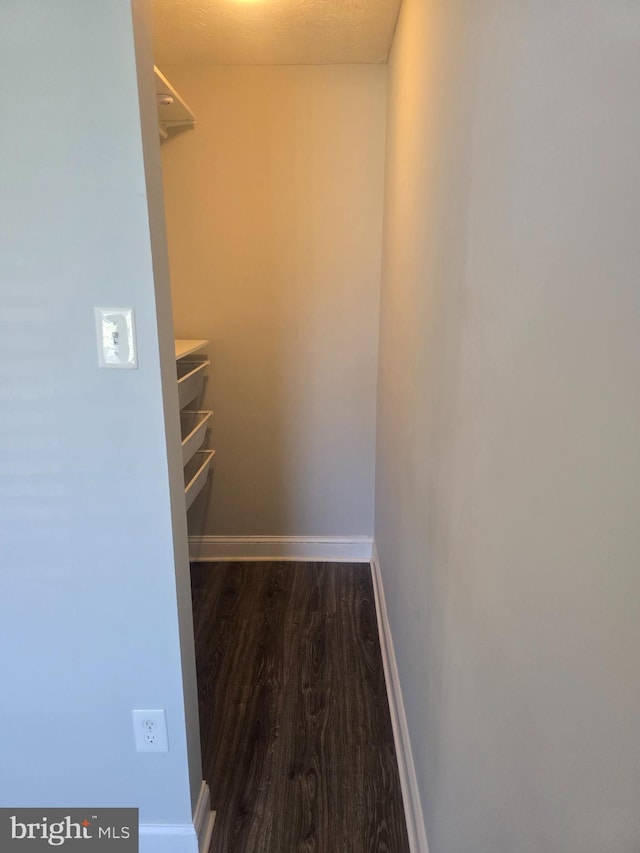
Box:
175;339;213;516
155;66;196;141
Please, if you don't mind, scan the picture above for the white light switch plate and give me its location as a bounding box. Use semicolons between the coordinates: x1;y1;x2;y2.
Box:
95;307;137;369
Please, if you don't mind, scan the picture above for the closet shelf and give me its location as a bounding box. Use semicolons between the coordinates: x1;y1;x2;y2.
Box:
184;450;215;510
175;339;208;360
177;359;210;409
155;66;196;139
180;410;213;466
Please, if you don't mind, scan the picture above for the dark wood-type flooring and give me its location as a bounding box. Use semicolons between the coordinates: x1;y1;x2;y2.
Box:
191;561;410;853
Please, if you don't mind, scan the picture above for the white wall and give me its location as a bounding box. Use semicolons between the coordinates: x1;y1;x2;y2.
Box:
0;0;201;837
376;1;640;851
160;65;386;537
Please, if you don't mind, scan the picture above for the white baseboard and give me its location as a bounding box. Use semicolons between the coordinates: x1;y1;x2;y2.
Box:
189;535;373;563
371;544;430;853
139;823;198;853
139;780;215;853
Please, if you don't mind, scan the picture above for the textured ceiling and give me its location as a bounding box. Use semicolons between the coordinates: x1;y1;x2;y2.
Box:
151;0;402;65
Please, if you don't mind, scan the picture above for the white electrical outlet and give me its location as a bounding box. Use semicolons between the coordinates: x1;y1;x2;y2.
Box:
132;709;169;753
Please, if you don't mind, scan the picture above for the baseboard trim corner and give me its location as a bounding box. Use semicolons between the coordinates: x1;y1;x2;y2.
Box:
194;780;216;853
371;543;430;853
189;535;373;563
139;780;215;853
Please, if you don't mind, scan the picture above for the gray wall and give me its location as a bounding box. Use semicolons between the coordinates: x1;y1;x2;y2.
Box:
376;1;640;851
160;65;387;537
0;0;201;831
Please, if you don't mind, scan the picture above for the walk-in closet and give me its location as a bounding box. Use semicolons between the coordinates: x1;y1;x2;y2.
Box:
150;2;408;849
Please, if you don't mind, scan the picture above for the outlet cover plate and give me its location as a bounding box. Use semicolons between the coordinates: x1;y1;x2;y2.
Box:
132;709;169;753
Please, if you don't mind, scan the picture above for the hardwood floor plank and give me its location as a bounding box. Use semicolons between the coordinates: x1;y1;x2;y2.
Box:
191;561;409;853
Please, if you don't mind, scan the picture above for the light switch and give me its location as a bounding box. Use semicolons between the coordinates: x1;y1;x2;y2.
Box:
95;307;137;369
